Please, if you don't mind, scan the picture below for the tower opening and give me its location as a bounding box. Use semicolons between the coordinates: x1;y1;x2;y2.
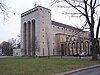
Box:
23;22;27;55
32;19;35;56
28;21;31;55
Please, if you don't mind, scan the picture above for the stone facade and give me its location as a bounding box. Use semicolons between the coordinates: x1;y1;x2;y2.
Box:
21;6;90;56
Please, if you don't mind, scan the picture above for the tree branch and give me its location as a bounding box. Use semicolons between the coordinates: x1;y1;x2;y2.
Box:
64;0;86;16
0;1;8;20
93;0;96;8
90;0;95;28
95;4;100;8
84;0;91;27
73;22;88;36
96;17;100;39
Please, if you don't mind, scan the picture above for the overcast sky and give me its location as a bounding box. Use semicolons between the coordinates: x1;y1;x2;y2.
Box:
0;0;71;43
0;0;100;43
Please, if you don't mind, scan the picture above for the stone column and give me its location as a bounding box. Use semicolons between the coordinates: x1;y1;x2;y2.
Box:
27;21;31;56
26;22;29;56
23;22;27;56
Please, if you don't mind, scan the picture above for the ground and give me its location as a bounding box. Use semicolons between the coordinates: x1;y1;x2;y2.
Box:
0;57;100;75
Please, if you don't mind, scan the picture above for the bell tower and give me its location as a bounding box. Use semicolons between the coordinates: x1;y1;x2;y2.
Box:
21;6;51;56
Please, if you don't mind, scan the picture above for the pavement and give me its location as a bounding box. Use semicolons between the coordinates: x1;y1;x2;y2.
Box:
52;64;100;75
0;56;21;58
0;55;100;59
50;56;100;59
68;67;100;75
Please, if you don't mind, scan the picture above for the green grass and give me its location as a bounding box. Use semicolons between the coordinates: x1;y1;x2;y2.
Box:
0;57;100;75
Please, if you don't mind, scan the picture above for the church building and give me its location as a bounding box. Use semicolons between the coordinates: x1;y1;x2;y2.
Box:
21;6;90;56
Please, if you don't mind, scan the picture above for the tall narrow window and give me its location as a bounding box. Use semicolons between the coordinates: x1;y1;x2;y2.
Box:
42;16;44;18
23;22;27;55
42;22;44;24
32;19;35;56
28;21;31;55
42;29;44;31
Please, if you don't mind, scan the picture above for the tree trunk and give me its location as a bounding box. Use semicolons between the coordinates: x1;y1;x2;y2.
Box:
91;38;98;60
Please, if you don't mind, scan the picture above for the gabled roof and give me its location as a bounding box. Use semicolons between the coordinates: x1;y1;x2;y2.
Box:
21;6;51;17
51;21;82;31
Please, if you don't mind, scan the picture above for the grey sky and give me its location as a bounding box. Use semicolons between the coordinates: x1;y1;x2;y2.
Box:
0;0;51;43
0;0;70;43
0;0;100;43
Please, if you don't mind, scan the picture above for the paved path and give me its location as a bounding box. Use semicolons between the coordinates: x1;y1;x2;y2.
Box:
0;55;100;59
0;56;20;58
68;67;100;75
50;56;100;59
53;65;100;75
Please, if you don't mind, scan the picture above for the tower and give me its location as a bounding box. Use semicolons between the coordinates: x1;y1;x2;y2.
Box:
21;6;51;56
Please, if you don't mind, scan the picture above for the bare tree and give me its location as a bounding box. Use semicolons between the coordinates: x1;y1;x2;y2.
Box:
1;41;13;56
0;0;8;19
51;0;100;60
8;38;16;48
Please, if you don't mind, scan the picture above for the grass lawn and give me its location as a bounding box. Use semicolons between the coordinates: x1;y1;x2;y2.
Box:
0;57;100;75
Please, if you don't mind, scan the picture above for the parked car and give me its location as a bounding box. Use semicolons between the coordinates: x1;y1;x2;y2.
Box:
2;54;5;56
73;53;79;57
79;52;87;57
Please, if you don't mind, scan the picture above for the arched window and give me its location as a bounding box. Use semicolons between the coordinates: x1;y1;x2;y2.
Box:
28;21;31;55
32;19;35;56
85;41;90;55
23;22;27;55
